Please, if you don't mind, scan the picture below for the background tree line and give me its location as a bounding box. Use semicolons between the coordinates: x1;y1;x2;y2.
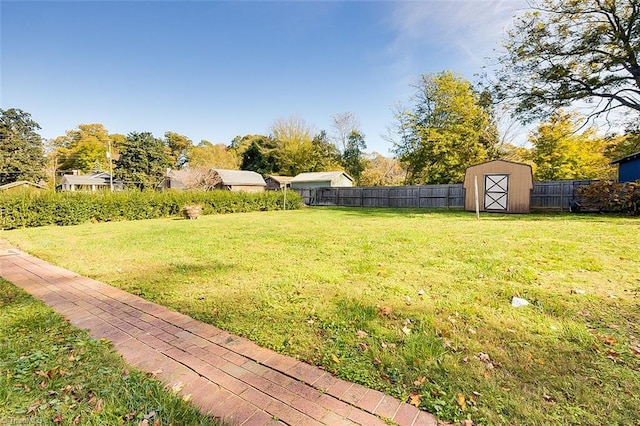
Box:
2;1;639;189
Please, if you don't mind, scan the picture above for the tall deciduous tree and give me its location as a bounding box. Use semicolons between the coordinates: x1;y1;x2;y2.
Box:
528;110;614;180
52;124;121;174
164;132;192;169
0;108;47;185
189;140;239;169
493;0;640;124
310;130;342;172
341;130;367;184
114;132;169;189
330;112;361;152
392;71;500;184
270;116;317;176
360;153;406;187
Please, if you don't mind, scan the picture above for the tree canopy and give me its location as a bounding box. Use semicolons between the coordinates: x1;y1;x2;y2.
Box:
527;110;614;180
189;140;239;169
493;0;640;124
392;71;500;184
342;130;367;184
52;124;123;174
0;108;47;185
114;132;169;189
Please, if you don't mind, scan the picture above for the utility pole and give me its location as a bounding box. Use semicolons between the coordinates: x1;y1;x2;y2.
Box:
107;140;114;191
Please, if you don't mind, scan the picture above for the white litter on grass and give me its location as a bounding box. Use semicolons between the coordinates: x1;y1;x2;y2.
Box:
511;297;530;307
571;289;586;295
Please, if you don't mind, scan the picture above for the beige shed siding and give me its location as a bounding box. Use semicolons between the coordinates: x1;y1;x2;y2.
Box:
330;174;354;187
463;160;533;213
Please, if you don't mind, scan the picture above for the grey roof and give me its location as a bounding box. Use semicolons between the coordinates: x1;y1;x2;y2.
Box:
291;171;353;183
60;175;109;186
213;169;266;186
267;175;293;183
0;180;48;190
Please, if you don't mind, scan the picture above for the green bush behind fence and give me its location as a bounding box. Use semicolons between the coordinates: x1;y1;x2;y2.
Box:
0;190;302;229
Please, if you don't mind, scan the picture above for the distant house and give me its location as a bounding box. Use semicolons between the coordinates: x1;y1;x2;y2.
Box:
212;169;266;192
290;171;354;189
611;151;640;182
0;180;48;193
265;175;293;191
163;169;190;190
59;171;121;192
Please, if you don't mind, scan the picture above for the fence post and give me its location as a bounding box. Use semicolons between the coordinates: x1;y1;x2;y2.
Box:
446;185;450;209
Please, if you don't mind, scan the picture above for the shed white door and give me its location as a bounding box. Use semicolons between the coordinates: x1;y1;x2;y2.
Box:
484;174;508;211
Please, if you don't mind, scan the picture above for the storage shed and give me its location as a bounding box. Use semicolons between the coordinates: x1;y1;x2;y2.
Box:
265;175;293;190
463;160;533;213
611;151;640;182
212;169;266;192
290;171;353;189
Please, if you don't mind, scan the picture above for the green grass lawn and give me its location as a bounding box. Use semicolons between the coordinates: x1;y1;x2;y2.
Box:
3;207;640;425
0;279;218;426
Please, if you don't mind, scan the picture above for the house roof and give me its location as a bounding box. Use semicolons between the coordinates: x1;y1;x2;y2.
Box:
167;169;191;182
267;175;293;183
212;169;266;186
60;175;109;185
0;180;48;191
291;171;353;183
611;151;640;165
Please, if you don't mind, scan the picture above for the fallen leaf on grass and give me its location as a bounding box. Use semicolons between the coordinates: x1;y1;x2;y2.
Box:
602;336;616;345
331;354;341;364
373;358;382;365
457;393;467;410
630;345;640;357
27;401;40;415
408;392;421;407
413;376;426;386
53;413;63;423
543;394;556;402
356;330;368;338
378;306;393;317
402;326;411;335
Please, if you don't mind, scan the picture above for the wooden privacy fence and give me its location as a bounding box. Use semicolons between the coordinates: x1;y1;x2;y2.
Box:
295;180;595;211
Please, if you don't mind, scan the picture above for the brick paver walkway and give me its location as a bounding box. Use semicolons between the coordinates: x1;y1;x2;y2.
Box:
0;248;438;426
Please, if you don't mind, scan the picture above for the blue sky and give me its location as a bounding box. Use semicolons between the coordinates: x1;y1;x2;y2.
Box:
1;0;528;155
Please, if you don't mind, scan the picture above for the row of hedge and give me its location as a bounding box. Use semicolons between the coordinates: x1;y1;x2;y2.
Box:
0;189;303;229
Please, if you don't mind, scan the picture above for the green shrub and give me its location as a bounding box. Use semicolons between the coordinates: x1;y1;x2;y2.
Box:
0;189;302;229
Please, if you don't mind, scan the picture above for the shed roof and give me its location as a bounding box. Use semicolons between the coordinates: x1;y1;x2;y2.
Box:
267;175;293;183
213;169;266;186
0;180;48;191
611;151;640;165
60;175;109;185
291;171;353;183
